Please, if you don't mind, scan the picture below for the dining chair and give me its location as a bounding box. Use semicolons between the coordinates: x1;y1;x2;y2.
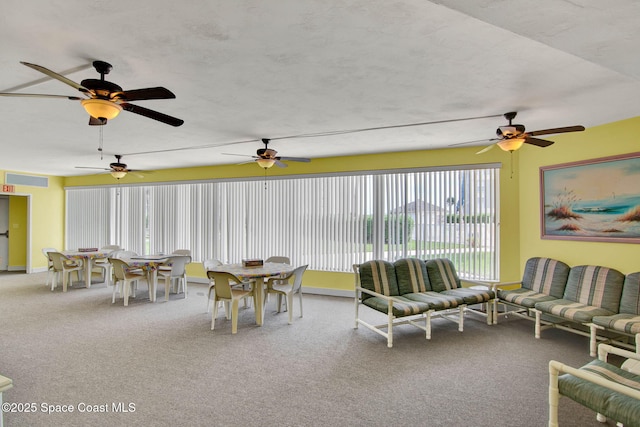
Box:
265;264;308;324
264;256;291;303
203;259;224;312
157;255;191;301
41;247;57;289
109;258;148;306
48;251;83;292
158;249;191;272
265;256;290;264
92;245;122;286
207;271;257;334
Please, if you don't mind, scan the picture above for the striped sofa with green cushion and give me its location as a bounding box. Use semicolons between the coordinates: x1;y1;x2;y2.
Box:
498;257;570;308
549;343;640;427
589;272;640;355
556;359;640;427
354;258;491;347
535;265;625;323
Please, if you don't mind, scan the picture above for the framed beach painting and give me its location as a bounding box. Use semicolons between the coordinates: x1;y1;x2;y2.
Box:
540;152;640;243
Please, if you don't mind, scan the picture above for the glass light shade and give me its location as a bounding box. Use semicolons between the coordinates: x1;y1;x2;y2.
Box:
497;138;525;152
256;158;276;169
81;99;123;120
110;170;127;179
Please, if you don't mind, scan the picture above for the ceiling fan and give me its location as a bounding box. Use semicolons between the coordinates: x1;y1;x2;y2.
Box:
0;60;184;127
454;112;585;154
224;138;311;169
75;155;145;179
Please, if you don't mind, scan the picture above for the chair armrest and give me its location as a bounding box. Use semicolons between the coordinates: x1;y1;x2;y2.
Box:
355;286;393;301
549;360;640;401
598;343;640;362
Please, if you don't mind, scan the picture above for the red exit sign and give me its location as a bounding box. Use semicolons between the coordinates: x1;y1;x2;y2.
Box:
2;184;15;193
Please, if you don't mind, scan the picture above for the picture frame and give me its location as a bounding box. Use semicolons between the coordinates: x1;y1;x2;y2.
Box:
540;152;640;243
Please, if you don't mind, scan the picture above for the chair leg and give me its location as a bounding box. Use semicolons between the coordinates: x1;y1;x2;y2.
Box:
299;292;304;318
231;299;240;334
211;297;219;330
164;277;171;302
287;292;293;324
51;271;59;291
224;301;231;319
206;285;214;313
277;294;283;313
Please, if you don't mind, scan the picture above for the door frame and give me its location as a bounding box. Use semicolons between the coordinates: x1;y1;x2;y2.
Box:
0;192;31;273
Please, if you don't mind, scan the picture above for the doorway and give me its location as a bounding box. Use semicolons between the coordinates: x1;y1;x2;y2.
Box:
0;196;8;270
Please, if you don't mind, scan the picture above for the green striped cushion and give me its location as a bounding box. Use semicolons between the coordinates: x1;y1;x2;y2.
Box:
362;295;430;317
592;314;640;334
357;260;399;300
403;291;462;310
442;288;495;304
563;265;625;312
394;258;431;294
425;258;460;292
620;272;640;315
558;359;640;427
522;257;570;298
498;288;558;308
535;299;615;323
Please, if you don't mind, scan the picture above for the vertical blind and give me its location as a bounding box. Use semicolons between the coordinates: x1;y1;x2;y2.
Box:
65;165;499;280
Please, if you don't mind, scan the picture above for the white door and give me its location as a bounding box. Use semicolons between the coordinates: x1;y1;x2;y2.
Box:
0;197;8;270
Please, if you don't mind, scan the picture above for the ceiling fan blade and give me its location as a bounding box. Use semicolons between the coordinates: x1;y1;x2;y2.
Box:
476;144;496;154
0;92;83;100
20;61;88;93
528;125;585;136
74;166;110;171
449;138;498;147
112;87;176;101
222;153;256;158
274;160;288;168
277;156;311;163
120;102;184;127
524;137;555;147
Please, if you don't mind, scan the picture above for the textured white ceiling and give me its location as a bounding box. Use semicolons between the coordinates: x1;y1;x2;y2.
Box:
1;0;639;176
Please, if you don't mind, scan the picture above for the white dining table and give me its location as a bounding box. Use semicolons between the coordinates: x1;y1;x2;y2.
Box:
208;262;294;326
62;250;113;288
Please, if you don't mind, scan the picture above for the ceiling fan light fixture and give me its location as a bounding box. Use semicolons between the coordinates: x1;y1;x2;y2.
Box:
256;158;276;169
110;170;127;179
497;138;525;152
81;98;122;120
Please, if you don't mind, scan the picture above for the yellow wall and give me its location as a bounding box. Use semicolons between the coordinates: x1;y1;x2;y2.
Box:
518;116;640;275
66;145;521;290
0;172;66;271
9;116;638;288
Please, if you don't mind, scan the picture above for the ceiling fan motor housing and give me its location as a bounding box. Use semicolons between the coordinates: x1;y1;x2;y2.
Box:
257;148;278;158
497;124;526;138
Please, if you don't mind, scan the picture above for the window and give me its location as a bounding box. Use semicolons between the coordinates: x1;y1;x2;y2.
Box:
66;164;499;280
